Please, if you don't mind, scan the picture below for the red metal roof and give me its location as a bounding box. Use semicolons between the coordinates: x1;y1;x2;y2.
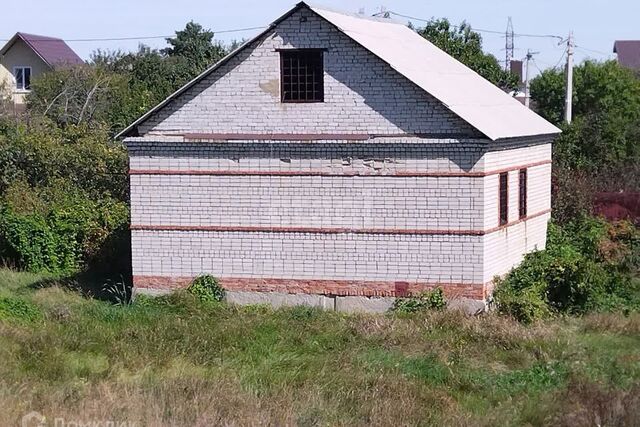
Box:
613;40;640;70
0;32;83;67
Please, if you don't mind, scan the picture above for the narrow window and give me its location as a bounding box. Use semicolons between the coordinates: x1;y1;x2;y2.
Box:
280;49;324;102
13;66;31;91
499;172;508;226
519;169;527;219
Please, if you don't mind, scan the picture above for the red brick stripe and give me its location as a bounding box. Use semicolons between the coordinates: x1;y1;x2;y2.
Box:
133;275;488;299
176;132;475;141
128;160;551;178
485;209;551;234
130;224;485;236
130;209;551;236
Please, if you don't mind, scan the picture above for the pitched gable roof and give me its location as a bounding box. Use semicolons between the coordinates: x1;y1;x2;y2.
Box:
117;2;560;140
614;40;640;70
0;32;83;67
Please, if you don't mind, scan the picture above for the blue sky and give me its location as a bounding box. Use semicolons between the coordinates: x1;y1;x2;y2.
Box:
2;0;637;74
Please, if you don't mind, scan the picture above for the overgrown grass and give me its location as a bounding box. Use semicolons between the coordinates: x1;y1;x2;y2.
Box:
1;268;639;426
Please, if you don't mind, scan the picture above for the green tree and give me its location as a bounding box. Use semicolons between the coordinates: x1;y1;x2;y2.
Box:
531;60;640;127
92;45;190;132
416;18;519;91
26;65;128;129
162;21;227;77
531;60;640;171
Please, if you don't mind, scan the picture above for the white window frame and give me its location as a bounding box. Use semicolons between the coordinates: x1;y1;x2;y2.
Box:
13;66;32;92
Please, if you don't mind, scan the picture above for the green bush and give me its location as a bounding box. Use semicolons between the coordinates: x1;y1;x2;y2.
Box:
0;181;129;274
494;217;640;322
0;117;130;276
393;288;447;313
492;283;550;324
187;275;225;303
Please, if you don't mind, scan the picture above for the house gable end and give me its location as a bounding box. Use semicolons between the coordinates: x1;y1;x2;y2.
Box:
130;5;480;138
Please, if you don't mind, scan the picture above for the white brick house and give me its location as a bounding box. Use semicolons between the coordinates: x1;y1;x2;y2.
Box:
118;3;560;310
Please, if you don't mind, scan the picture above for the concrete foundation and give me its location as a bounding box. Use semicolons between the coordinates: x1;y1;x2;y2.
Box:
225;291;335;310
135;287;486;314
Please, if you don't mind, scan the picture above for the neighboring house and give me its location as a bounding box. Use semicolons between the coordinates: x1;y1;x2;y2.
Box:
0;32;83;105
118;2;560;311
613;40;640;70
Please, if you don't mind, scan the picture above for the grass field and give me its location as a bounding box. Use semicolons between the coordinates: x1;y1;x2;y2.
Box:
1;268;639;426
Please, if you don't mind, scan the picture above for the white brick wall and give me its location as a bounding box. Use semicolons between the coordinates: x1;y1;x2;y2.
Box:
138;9;479;137
482;143;552;229
482;213;550;282
131;174;484;230
481;142;552;281
131;230;484;284
129;141;487;232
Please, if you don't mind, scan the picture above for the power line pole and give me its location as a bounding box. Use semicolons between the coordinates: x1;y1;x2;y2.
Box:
524;49;539;108
564;31;574;123
505;17;514;71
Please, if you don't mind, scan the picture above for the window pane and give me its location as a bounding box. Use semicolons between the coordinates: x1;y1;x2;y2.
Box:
15;68;23;89
24;68;31;90
519;169;527;219
499;172;508;226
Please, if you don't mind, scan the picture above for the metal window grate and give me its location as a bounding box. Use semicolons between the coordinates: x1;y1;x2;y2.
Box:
280;50;324;103
519;169;527;219
499;172;509;225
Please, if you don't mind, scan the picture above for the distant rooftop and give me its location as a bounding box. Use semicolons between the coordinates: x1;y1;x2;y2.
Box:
613;40;640;70
0;32;83;67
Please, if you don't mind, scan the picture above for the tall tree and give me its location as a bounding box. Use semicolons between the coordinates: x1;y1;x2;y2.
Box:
416;18;519;91
162;21;227;76
531;60;640;126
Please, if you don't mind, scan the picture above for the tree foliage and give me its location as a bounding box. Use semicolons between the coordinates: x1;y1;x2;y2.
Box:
530;60;640;223
0;20;232;276
27;66;127;129
532;60;640;126
162;21;227;76
28;22;230;134
416;18;519;91
531;60;640;171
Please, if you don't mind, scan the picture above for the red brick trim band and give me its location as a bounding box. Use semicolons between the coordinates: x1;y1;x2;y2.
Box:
130;209;551;236
133;275;488;299
485;208;551;234
129;160;551;178
177;132;475;141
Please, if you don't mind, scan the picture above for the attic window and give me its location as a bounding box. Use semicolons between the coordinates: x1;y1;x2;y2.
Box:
14;66;31;91
280;49;324;102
